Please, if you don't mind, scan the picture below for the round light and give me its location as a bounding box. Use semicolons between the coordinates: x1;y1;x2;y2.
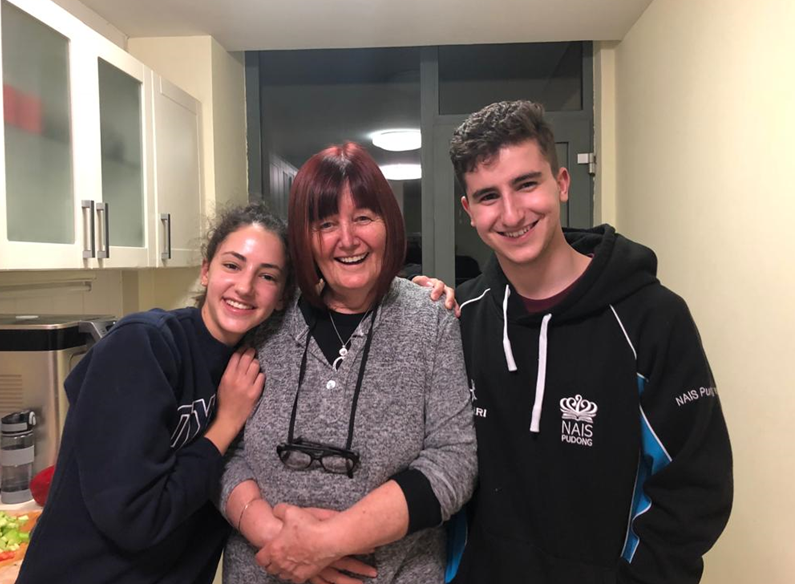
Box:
380;164;422;181
371;129;421;152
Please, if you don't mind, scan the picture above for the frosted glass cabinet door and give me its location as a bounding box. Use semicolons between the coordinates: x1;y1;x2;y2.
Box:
99;60;144;249
0;0;89;269
94;46;152;268
1;0;73;245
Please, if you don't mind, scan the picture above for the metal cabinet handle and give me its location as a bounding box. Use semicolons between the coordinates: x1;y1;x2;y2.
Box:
160;213;172;260
81;200;95;259
96;202;110;259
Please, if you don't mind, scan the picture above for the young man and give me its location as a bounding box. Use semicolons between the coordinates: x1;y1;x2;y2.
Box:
448;101;733;584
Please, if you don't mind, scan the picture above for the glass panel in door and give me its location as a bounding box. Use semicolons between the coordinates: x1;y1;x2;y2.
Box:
2;0;73;243
98;58;144;248
438;42;584;116
255;47;423;275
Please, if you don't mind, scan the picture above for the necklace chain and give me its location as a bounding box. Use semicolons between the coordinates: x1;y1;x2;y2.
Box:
329;309;370;369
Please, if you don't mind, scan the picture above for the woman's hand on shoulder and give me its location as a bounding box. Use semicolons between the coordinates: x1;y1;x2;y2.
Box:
204;348;264;454
412;275;461;318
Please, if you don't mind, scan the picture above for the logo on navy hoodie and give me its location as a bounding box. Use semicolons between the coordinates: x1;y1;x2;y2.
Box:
170;396;217;449
560;394;598;447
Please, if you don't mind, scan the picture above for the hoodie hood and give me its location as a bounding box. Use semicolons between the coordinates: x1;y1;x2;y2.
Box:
472;224;659;433
481;224;659;324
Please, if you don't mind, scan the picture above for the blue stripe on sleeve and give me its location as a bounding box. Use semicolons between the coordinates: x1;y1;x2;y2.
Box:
445;509;468;582
622;374;672;562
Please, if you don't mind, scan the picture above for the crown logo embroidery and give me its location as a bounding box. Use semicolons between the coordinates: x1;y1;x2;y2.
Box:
559;394;598;423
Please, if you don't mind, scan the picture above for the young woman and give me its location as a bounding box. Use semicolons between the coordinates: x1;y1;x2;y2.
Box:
17;204;292;584
219;144;477;584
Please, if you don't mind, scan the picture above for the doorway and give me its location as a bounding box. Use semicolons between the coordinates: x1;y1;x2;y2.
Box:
421;44;594;286
246;41;594;287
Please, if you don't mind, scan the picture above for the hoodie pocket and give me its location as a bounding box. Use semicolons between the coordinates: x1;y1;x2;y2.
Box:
456;525;615;584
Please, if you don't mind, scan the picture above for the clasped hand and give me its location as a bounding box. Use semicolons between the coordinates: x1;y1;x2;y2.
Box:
256;504;376;584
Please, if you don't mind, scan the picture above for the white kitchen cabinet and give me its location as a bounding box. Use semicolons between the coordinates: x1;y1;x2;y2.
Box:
151;75;203;267
92;41;155;268
0;0;89;269
0;0;202;270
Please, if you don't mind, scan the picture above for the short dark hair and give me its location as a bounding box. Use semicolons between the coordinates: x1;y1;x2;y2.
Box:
196;203;293;307
288;142;406;308
449;100;559;191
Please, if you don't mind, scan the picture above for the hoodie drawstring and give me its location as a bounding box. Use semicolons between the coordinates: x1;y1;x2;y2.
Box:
502;286;517;372
530;313;552;433
501;284;552;434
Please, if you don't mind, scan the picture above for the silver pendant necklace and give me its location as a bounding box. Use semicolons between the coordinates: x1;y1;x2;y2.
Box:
329;309;371;370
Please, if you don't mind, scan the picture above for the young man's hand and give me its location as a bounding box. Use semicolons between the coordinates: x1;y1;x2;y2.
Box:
412;275;461;317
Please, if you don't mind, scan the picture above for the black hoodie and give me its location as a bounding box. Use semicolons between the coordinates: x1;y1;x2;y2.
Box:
450;225;733;584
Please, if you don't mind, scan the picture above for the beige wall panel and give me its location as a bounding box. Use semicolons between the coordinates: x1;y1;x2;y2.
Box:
128;36;216;212
593;41;618;226
613;0;794;582
210;42;247;210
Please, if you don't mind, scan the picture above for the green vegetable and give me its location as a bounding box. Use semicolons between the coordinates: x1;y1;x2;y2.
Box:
0;510;31;552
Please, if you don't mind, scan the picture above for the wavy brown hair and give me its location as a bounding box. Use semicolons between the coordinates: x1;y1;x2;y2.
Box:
196;203;293;308
450;100;559;191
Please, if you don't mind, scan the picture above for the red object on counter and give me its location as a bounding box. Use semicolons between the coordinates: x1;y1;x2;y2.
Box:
30;466;55;507
3;84;18;126
16;91;43;134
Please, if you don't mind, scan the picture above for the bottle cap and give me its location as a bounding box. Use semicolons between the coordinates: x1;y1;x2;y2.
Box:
1;410;36;434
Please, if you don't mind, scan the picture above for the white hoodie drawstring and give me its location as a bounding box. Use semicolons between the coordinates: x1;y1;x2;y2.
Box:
530;313;552;433
502;285;552;434
502;286;518;372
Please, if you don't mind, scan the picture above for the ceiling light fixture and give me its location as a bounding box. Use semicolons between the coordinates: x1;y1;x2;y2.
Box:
371;129;421;152
380;164;422;181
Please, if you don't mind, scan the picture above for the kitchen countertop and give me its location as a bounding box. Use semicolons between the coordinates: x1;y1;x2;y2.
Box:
0;502;42;584
0;500;40;514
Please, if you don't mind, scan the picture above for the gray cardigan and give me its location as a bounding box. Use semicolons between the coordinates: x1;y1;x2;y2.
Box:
219;278;477;583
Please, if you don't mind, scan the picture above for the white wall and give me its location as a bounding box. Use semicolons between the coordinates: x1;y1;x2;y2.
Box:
607;0;795;581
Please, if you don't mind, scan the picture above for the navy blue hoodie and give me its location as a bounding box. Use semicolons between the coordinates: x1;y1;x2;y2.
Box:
450;225;732;584
18;308;234;584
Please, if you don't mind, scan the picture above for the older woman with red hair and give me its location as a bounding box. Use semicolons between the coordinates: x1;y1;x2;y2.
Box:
219;142;476;584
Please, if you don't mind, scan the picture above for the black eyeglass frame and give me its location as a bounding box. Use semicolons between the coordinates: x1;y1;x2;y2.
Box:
278;303;379;479
277;437;360;478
